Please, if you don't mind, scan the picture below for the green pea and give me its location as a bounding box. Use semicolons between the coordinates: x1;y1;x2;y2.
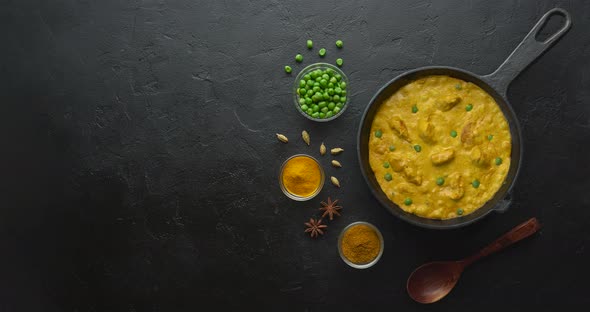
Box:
457;208;464;216
333;95;340;102
329;77;337;84
319;112;326;119
339;96;346;103
305;98;312;105
306;79;314;87
412;105;418;113
341;90;347;96
466;104;473;111
299;80;305;88
307;39;313;49
384;173;392;181
306;108;313;115
389;145;395;151
404;198;413;205
304;74;311;81
295;54;303;63
340;82;347;89
321;107;329;113
312;86;320;93
335;74;342;81
321;74;329;80
307;90;314;97
312;105;319;112
334;87;342;95
300;104;308;111
375;130;383;138
328;102;335;110
328;88;334;95
436;177;445;186
284;66;292;73
326;68;334;76
336;58;343;67
336;40;343;48
326;111;334;118
495;157;503;165
318;101;327;108
450;130;457;138
383;161;390;168
455;83;462;90
488;134;494;141
414;145;422;152
333;107;341;115
336;102;344;108
327;82;333;88
472;179;480;188
320;79;328;87
319;48;326;57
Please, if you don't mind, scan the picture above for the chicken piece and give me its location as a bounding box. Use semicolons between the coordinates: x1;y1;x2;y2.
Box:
388;155;406;172
388;115;410;141
418;115;436;144
430;148;455;166
441;172;464;200
437;94;461;111
371;142;387;155
470;146;491;167
461;122;475;145
397;182;416;194
403;166;423;186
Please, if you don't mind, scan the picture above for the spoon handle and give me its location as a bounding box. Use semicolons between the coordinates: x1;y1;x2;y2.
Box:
462;218;541;266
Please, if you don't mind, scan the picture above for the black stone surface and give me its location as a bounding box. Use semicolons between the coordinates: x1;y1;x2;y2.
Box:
2;0;589;311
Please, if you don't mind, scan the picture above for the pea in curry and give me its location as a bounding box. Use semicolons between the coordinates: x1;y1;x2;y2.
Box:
369;75;511;219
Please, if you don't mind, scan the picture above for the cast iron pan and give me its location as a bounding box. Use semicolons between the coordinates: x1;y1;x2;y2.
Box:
357;8;571;229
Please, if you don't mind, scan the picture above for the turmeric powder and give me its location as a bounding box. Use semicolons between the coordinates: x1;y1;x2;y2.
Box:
341;224;381;264
282;155;321;197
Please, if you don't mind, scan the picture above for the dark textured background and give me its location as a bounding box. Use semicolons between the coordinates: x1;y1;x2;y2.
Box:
1;0;589;311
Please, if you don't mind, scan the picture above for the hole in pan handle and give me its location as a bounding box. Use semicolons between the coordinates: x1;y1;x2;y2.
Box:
482;8;572;97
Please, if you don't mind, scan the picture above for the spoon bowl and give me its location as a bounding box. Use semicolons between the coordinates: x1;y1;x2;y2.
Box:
407;261;464;304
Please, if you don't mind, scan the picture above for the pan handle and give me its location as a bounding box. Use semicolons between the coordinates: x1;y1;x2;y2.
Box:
482;8;571;97
494;195;512;214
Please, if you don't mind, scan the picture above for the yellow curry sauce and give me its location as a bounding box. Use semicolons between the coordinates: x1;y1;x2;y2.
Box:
369;75;511;219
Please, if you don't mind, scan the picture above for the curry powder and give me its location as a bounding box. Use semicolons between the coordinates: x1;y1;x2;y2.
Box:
341;224;381;264
282;156;321;197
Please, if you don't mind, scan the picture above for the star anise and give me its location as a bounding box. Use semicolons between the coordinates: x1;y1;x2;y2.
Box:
319;197;342;220
304;218;327;238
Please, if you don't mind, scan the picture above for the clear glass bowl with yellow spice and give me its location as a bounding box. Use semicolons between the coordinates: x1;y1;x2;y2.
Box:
338;221;384;269
279;154;325;201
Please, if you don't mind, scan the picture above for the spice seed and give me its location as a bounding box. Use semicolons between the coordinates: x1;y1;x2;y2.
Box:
320;142;326;156
332;160;342;168
302;130;310;146
276;133;288;143
331;147;344;155
331;176;341;187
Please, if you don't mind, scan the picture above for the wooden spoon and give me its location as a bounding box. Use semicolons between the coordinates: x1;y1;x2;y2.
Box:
407;217;541;304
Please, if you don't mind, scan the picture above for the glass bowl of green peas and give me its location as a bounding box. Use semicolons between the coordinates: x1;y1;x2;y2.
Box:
294;62;349;122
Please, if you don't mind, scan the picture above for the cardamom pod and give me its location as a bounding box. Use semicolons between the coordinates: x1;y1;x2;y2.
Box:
320;142;326;156
302;130;310;146
331;147;344;155
331;176;341;188
276;133;288;143
331;160;342;168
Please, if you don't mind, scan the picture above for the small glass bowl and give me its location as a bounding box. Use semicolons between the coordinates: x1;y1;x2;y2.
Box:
293;62;350;122
337;221;384;269
279;154;325;201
